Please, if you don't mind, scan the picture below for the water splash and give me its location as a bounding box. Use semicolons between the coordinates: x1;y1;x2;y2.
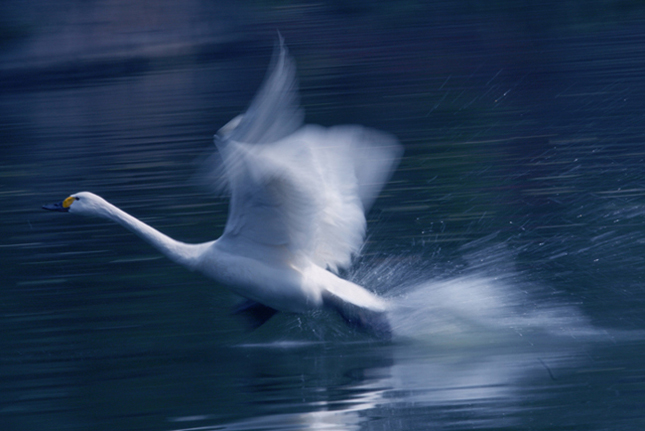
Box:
353;239;599;346
387;273;594;345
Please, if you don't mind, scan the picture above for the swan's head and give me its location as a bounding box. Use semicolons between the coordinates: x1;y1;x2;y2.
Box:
42;191;107;216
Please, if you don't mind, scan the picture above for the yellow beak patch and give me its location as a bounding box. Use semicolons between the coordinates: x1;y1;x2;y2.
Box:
62;196;76;209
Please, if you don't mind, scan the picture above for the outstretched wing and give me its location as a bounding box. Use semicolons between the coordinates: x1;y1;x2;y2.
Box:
218;35;303;146
212;39;402;272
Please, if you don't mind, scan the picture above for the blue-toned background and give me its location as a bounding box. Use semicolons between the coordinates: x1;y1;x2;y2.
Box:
2;1;645;430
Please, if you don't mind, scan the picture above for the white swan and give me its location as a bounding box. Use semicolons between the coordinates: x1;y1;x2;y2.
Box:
43;38;402;338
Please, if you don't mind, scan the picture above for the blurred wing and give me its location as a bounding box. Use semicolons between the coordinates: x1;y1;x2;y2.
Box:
201;36;303;198
211;38;402;271
287;125;401;271
219;35;303;146
215;138;321;265
218;126;401;272
322;125;403;213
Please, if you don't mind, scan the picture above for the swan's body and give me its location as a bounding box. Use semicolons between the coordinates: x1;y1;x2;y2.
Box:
43;39;402;338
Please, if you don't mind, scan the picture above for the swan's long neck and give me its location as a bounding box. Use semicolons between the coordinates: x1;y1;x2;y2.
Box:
88;197;209;268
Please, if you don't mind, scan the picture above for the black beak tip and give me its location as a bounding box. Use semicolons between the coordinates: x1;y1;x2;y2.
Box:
42;202;68;212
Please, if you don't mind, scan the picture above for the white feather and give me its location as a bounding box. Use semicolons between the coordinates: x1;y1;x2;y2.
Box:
213;40;401;272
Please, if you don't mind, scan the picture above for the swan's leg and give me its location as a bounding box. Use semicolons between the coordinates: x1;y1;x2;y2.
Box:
322;291;392;340
232;299;279;330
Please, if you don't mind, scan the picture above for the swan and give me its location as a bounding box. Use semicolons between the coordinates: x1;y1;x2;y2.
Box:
43;38;402;339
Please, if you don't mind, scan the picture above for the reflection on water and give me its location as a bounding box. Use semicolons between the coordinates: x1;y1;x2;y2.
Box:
163;337;597;431
4;1;645;430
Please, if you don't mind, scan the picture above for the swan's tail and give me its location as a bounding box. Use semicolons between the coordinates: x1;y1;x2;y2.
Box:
322;290;392;340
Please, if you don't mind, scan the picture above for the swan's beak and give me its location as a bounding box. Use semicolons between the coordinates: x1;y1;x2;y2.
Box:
42;196;74;212
42;201;68;212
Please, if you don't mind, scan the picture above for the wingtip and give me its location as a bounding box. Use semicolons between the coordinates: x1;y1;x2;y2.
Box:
273;31;289;67
221;32;302;145
276;29;284;47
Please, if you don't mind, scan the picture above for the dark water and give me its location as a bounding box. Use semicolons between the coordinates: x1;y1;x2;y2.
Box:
3;2;645;430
